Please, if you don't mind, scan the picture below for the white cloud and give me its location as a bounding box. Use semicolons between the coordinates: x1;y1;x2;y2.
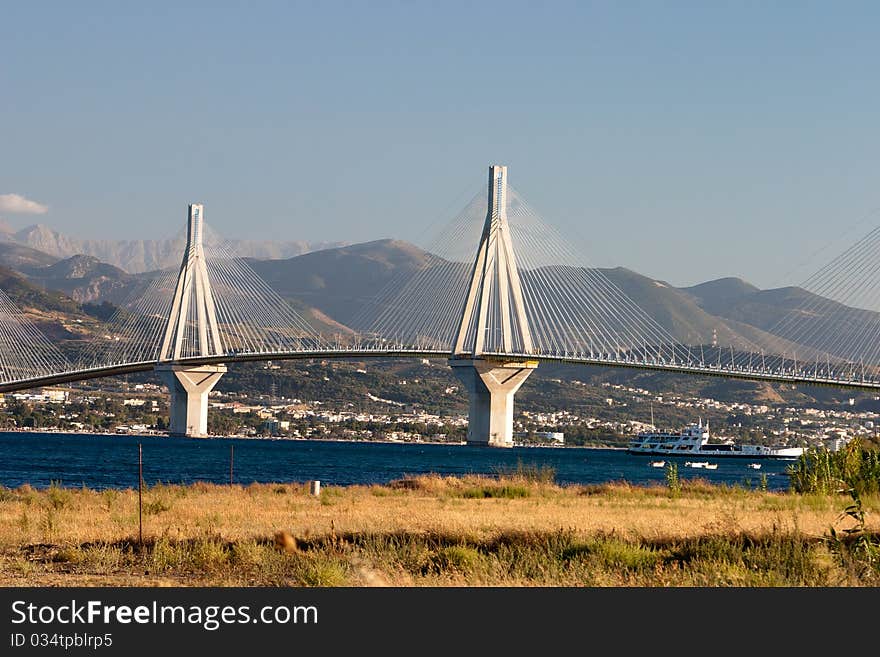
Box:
0;193;48;214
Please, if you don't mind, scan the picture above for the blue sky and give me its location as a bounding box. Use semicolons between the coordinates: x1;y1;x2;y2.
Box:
2;1;879;288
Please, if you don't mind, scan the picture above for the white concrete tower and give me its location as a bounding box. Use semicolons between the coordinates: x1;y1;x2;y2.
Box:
156;203;227;437
453;165;533;356
449;165;538;447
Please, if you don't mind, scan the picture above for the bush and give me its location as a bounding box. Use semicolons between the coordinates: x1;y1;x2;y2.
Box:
788;439;880;496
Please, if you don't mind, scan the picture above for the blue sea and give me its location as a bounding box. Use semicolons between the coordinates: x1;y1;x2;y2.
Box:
0;432;797;491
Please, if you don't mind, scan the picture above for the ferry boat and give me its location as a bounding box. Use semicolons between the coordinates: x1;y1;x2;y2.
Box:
627;421;804;459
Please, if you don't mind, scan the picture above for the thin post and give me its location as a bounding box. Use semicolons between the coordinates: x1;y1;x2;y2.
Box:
230;444;234;485
138;443;143;548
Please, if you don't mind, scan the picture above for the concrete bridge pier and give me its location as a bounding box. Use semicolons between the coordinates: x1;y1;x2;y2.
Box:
449;359;538;447
158;364;226;437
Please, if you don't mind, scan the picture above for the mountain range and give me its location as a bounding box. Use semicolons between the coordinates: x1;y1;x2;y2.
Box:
0;231;871;373
0;222;346;274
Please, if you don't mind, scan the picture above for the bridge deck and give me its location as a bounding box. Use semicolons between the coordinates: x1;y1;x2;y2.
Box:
3;349;879;394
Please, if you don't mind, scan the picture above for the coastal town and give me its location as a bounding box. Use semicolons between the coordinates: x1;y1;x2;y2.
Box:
3;366;877;453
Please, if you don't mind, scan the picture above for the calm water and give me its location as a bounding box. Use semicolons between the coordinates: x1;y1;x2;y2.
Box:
0;432;797;491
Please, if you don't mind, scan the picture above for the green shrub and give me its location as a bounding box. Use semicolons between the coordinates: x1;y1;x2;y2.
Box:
461;485;530;499
788;439;880;496
46;481;71;510
665;462;681;497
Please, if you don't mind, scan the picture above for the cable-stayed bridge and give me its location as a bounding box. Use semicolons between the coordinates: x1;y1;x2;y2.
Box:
4;165;880;445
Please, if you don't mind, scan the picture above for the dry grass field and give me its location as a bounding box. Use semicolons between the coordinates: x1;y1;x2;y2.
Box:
1;473;878;586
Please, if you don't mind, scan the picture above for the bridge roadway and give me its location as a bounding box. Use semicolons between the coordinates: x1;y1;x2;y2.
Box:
3;348;880;395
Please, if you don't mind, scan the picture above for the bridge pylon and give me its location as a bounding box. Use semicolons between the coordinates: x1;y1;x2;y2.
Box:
156;203;226;437
449;165;537;447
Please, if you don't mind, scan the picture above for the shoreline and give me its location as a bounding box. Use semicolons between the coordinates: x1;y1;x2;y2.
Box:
0;428;627;450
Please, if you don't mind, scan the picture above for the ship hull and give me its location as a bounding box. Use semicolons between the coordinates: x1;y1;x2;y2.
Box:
626;448;802;459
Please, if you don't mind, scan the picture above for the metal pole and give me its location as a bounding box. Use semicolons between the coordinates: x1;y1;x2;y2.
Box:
230;444;234;485
138;443;143;547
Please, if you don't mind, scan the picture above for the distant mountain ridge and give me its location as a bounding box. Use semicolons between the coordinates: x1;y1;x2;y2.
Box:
2;223;347;274
0;242;59;271
22;255;132;304
0;235;875;369
247;239;443;328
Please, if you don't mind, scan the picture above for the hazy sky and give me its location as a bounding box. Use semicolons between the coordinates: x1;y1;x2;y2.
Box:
2;1;879;289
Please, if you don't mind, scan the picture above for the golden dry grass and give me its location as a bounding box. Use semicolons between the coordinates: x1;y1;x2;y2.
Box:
0;475;878;586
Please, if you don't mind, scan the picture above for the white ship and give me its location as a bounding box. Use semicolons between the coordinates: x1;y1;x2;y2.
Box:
627;421;804;459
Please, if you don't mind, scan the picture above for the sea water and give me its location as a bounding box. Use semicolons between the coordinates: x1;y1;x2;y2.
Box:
0;432;795;491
